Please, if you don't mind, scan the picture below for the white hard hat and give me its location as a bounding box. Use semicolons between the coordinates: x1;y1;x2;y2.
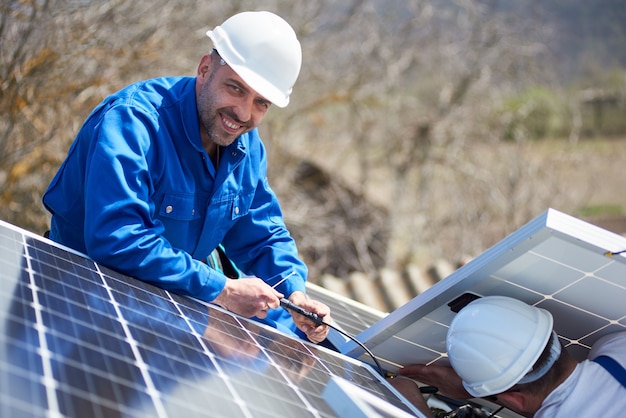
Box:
206;11;302;108
446;296;555;397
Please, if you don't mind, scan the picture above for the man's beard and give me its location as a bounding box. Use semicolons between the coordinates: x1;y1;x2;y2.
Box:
198;96;231;148
202;115;233;148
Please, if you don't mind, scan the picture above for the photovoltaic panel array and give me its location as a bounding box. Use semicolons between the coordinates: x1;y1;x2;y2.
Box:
0;220;425;418
340;209;626;375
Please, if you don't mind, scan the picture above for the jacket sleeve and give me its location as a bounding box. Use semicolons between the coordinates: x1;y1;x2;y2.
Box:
83;104;227;302
220;142;307;297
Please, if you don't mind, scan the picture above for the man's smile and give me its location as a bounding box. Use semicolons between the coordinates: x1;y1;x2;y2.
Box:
221;113;243;134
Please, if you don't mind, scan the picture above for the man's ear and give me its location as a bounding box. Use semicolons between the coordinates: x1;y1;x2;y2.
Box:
197;54;213;79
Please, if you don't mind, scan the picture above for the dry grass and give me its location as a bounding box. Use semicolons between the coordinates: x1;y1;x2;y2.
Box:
532;137;626;216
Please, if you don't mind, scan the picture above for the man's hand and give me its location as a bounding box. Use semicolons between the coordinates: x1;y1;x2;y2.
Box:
288;291;331;343
212;281;331;344
397;364;471;400
212;277;282;318
386;376;434;417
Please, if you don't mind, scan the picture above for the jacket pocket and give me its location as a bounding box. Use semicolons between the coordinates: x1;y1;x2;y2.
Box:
158;194;202;221
229;192;253;221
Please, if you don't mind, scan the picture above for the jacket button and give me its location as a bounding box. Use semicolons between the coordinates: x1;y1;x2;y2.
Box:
166;205;173;214
234;207;240;215
191;209;195;216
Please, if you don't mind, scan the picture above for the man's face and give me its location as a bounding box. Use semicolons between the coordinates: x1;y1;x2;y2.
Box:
196;53;272;149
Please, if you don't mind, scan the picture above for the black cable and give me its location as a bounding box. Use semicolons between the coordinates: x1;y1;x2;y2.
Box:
487;405;504;417
324;320;386;377
604;249;626;257
279;298;386;376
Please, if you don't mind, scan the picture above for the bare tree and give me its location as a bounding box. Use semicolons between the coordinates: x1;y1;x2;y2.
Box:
0;0;597;284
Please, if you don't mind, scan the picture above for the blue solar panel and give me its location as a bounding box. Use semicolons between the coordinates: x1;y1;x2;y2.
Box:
0;220;425;417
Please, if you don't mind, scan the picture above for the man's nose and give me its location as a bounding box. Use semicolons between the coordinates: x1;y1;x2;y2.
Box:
232;98;253;124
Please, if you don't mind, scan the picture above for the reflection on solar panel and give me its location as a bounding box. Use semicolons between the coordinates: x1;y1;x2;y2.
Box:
0;220;425;418
341;208;626;375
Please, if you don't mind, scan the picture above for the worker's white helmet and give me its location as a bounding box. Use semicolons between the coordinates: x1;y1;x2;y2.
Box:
446;296;557;397
206;11;302;108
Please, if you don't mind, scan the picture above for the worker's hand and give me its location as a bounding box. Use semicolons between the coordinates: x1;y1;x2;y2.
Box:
397;364;471;400
386;376;434;417
288;291;331;343
212;277;282;318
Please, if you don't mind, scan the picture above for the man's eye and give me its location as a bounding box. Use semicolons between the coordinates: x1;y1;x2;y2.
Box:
256;99;270;109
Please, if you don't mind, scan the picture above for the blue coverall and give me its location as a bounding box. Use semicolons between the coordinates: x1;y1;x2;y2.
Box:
43;76;307;334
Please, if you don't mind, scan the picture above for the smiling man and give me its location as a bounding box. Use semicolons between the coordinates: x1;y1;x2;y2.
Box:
42;11;330;343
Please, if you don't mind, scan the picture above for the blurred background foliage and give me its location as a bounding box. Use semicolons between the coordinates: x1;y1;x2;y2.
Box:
1;0;625;282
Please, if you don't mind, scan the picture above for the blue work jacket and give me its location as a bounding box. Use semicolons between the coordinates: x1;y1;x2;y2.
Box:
42;77;307;328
